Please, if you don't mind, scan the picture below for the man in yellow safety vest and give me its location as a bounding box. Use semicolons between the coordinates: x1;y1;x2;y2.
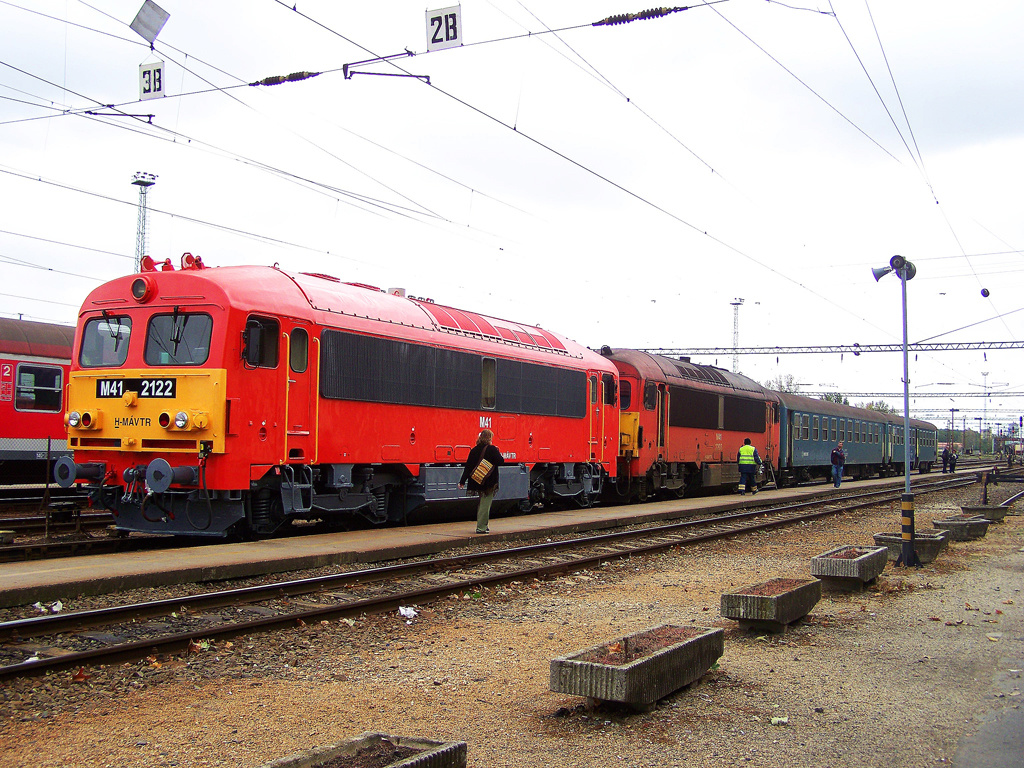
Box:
737;438;762;495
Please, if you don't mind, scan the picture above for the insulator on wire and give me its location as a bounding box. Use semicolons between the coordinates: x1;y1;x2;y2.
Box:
250;71;320;87
593;6;686;26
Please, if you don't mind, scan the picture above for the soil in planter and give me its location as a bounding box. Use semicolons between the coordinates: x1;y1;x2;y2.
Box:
575;626;705;666
737;578;808;596
318;740;420;768
825;548;867;560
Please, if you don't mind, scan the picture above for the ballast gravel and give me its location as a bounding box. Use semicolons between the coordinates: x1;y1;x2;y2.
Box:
0;481;1021;767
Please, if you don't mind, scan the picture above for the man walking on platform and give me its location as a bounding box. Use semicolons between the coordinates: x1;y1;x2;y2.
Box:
831;441;846;488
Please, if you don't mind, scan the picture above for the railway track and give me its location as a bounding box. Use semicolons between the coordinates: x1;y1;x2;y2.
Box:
0;474;978;680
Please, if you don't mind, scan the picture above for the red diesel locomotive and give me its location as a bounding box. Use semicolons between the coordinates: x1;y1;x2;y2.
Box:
0;318;74;485
601;348;776;501
55;255;620;536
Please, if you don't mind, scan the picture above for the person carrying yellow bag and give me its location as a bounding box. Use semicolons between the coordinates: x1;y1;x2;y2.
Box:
459;429;505;533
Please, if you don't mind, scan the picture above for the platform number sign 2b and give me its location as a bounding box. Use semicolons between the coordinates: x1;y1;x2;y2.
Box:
139;60;164;101
426;5;462;52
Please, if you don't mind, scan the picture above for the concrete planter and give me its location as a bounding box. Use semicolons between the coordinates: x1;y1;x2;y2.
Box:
810;545;888;592
932;514;990;541
258;732;467;768
961;505;1007;523
872;530;949;564
720;578;821;633
550;624;723;711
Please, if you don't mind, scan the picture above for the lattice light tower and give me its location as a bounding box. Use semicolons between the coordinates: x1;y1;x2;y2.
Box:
132;171;157;272
730;298;744;373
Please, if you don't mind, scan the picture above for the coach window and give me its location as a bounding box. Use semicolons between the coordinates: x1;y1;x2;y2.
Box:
812;416;819;441
481;357;496;409
79;314;132;367
14;364;62;412
620;380;632;410
801;413;809;440
146;312;213;366
289;328;308;373
847;421;854;442
242;316;279;368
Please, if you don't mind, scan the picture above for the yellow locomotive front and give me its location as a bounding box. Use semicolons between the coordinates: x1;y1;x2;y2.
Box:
55;300;241;535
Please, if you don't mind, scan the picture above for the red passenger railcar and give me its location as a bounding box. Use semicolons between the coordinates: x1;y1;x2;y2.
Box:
600;349;777;500
0;318;74;485
55;256;619;536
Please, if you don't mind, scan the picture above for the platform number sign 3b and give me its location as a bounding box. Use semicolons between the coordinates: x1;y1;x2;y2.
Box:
426;5;462;52
139;60;164;100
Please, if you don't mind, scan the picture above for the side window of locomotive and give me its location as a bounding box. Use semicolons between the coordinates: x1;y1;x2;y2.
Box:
619;380;632;410
145;312;213;365
603;373;616;406
14;364;63;412
289;328;309;374
79;315;132;367
643;381;658;410
242;316;280;368
481;357;496;409
590;375;598;404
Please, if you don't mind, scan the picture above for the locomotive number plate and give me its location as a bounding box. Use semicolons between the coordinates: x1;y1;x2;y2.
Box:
96;378;177;398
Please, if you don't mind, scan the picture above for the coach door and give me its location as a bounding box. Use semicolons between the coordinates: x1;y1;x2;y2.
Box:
284;325;316;463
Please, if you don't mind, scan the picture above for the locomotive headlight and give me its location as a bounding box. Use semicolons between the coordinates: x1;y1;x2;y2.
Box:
67;411;81;427
174;411;190;429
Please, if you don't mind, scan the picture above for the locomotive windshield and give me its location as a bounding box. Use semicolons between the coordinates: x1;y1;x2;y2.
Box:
145;311;213;365
79;315;132;367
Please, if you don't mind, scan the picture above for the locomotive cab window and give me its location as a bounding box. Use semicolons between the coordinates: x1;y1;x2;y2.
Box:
15;364;62;412
619;380;632;410
289;328;309;373
243;316;280;368
145;312;213;366
643;381;658;411
79;315;132;367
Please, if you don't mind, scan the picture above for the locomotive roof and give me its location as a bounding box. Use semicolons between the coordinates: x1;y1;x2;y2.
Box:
603;349;774;399
0;317;74;360
81;264;613;371
776;390;937;430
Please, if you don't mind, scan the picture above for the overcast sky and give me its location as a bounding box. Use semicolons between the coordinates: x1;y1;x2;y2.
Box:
2;0;1023;433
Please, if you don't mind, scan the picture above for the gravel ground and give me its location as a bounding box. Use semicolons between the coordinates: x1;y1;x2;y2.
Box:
0;483;1021;767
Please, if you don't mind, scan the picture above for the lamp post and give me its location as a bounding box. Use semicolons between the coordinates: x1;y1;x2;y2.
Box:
872;254;919;567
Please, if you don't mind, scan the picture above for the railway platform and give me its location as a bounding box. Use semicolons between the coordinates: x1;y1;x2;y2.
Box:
0;472;985;610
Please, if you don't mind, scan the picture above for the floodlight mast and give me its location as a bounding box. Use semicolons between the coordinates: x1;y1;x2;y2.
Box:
132;172;157;273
